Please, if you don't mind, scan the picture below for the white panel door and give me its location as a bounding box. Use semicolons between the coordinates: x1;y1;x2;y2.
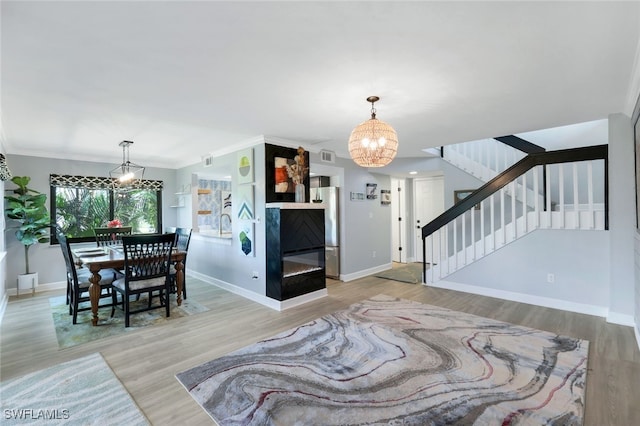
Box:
390;178;407;263
413;176;445;264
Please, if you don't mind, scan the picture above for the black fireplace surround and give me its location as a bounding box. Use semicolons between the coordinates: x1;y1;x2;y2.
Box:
266;207;326;301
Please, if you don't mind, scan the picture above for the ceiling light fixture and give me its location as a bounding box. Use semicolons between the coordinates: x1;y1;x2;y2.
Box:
109;140;145;191
348;96;398;167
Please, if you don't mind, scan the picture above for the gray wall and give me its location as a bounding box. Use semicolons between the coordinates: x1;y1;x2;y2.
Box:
330;156;392;278
4;154;177;289
175;143;267;296
445;229;610;311
607;113;636;322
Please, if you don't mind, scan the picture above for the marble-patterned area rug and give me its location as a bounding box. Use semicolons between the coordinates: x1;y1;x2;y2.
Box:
51;294;209;349
0;353;149;425
176;295;589;425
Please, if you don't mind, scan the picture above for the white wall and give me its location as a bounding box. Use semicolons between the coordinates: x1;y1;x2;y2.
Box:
418;126;611;316
608;113;636;324
426;115;635;326
440;229;610;316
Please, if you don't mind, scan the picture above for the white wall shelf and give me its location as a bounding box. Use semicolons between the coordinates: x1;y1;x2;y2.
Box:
171;184;192;207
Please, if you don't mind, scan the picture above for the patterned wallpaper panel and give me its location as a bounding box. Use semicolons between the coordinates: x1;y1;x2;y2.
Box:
197;179;232;232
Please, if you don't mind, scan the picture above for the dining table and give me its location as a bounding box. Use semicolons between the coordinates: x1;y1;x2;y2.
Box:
72;245;186;326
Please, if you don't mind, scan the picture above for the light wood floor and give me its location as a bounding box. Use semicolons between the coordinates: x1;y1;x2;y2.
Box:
2;274;639;425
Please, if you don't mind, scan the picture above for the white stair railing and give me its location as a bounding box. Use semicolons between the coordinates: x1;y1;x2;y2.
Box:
443;139;543;208
443;139;527;181
424;158;606;283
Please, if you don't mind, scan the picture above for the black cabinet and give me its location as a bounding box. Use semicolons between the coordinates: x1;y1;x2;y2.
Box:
266;207;326;301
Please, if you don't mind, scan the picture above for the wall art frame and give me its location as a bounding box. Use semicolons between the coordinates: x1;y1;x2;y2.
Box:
454;189;480;210
366;182;378;199
380;189;391;205
238;222;255;257
265;143;309;203
237;148;254;185
350;191;365;201
237;184;254;220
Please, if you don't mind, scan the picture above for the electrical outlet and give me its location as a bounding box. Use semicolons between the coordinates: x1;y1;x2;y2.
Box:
546;273;555;283
252;271;259;279
372;251;376;258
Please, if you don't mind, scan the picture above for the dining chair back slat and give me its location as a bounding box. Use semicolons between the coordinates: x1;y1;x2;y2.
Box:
171;227;192;299
57;231;116;324
94;227;133;247
112;233;175;327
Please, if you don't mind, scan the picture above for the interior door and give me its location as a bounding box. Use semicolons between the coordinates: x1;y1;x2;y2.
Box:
390;178;407;263
413;176;444;264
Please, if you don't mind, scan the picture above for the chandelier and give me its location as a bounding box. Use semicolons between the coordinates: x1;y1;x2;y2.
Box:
348;96;398;167
109;140;145;190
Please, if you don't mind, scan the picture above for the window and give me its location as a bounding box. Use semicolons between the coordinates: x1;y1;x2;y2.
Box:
50;174;163;243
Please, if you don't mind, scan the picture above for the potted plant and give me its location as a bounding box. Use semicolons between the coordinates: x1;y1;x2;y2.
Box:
4;176;51;295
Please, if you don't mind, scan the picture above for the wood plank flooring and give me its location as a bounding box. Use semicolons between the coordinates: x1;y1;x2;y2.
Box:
2;274;639;425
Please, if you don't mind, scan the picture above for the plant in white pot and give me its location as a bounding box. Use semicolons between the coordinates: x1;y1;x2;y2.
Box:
4;176;51;295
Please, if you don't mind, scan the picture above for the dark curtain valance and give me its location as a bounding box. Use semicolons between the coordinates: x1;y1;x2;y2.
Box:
50;174;164;191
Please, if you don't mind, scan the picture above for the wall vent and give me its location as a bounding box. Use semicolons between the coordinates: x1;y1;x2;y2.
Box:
320;150;335;163
202;154;213;167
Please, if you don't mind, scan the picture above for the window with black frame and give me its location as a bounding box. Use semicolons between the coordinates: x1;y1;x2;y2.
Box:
49;174;163;243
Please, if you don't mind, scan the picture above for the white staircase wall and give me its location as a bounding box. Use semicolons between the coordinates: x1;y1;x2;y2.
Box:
425;152;606;283
431;229;610;318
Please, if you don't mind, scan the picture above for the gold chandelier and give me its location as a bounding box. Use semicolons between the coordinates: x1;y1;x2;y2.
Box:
109;140;145;191
348;96;398;167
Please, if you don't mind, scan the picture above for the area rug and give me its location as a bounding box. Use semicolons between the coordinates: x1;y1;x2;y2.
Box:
0;352;149;425
51;294;209;349
374;262;424;283
176;294;589;425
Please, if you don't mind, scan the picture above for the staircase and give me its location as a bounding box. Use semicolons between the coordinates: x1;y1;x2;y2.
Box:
421;141;608;283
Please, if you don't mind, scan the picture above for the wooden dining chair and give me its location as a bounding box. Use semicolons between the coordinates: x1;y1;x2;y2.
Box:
57;231;117;324
170;227;192;299
111;233;175;327
93;226;133;247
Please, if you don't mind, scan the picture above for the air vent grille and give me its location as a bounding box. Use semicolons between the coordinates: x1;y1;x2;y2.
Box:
320;150;335;163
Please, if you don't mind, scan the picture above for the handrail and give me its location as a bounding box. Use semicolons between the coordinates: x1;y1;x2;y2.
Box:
494;135;546;154
422;144;608;240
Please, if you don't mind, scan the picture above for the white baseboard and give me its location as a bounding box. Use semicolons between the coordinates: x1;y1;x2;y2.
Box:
5;280;66;297
341;263;393;282
606;311;636;327
187;271;327;311
276;289;328;311
431;280;613;320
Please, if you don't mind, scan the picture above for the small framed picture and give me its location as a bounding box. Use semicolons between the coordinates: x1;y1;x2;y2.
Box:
380;189;391;205
366;183;378;199
454;189;480;210
350;192;365;201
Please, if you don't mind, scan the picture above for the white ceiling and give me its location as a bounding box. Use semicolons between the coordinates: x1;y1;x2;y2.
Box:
2;1;639;170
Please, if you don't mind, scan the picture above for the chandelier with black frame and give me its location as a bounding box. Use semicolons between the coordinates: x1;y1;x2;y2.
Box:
109;140;145;191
